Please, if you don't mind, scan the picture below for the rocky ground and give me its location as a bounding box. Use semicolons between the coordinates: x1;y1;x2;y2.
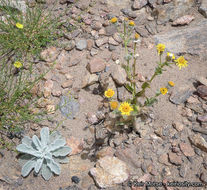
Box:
1;0;207;189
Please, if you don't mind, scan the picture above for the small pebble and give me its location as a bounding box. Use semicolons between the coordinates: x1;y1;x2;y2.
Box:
71;176;80;184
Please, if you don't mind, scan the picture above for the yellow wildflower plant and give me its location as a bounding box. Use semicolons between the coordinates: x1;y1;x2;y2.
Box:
14;61;23;68
168;81;175;87
129;21;135;26
104;89;115;98
119;102;133;116
110;17;118;23
110;101;118;110
16;22;23;29
124;17;129;21
156;44;165;55
160;87;168;95
175;56;188;70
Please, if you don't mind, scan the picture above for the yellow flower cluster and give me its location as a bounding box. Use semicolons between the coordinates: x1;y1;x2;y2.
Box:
119;102;133;116
105;89;133;116
110;17;117;23
168;81;175;87
135;33;140;39
104;89;115;98
110;101;118;110
160;87;168;95
129;21;135;26
16;22;23;29
175;56;188;70
156;43;165;55
14;61;22;68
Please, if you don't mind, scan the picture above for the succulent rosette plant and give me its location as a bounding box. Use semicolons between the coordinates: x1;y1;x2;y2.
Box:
16;127;72;180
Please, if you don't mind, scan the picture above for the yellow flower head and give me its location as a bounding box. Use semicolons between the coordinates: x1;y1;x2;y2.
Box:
175;56;188;70
119;102;133;116
110;101;118;110
135;33;140;39
166;52;175;61
156;43;165;55
110;17;118;23
16;22;23;29
129;21;135;26
104;89;115;98
124;17;129;22
160;87;168;95
14;61;22;68
168;81;175;87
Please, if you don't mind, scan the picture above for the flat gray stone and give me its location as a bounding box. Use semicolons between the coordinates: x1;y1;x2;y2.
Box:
169;89;194;105
76;39;87;51
154;19;207;59
199;0;207;18
156;0;195;25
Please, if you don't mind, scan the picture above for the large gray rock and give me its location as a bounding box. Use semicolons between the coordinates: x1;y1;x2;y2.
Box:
199;0;207;18
5;0;27;14
156;0;195;24
132;0;148;10
154;19;207;59
106;0;131;10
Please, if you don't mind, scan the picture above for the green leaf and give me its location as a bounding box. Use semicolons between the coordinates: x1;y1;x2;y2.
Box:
34;158;44;174
46;159;60;175
16;144;42;157
21;158;36;177
54;157;69;164
41;162;52;181
48;139;66;152
32;135;42;151
135;91;144;97
52;146;72;157
22;136;32;146
141;82;150;89
40;127;49;147
125;84;133;93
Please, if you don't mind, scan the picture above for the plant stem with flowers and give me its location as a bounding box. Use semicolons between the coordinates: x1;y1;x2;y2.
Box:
107;17;189;130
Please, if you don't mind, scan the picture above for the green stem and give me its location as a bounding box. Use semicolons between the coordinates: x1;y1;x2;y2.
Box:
132;42;136;99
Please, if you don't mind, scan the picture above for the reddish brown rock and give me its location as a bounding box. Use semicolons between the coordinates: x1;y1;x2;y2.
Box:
87;57;106;73
40;47;60;62
197;85;207;97
96;147;115;159
61;80;73;89
158;153;171;166
67;137;84;156
168;152;182;166
43;80;54;98
172;15;195;26
95;37;108;47
179;143;195;157
189;134;207;153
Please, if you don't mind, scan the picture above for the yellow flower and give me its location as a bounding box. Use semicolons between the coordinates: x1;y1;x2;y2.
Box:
16;22;23;29
175;56;188;70
129;21;135;26
166;52;175;61
168;81;175;87
160;87;168;95
110;101;118;110
104;89;115;98
110;17;117;23
14;61;22;68
156;44;165;55
135;33;140;39
124;17;129;21
119;102;133;116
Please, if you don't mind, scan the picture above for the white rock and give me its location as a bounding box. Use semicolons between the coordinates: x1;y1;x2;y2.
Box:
90;156;129;188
